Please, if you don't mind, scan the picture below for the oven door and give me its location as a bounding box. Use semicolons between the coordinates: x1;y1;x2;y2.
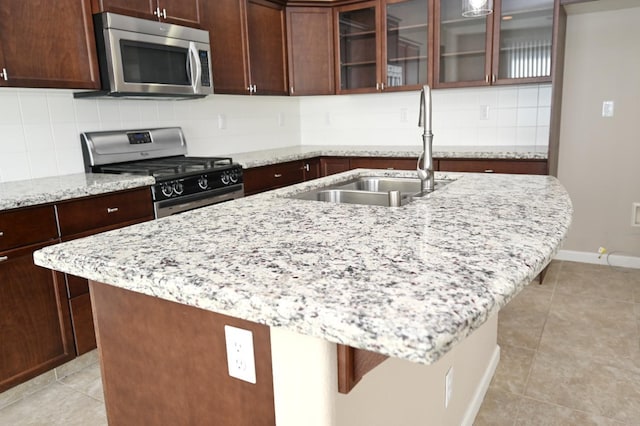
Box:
154;185;243;219
103;28;213;96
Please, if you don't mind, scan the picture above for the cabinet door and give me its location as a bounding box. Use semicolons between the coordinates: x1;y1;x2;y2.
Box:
202;0;251;94
0;242;75;393
286;7;335;96
491;0;554;85
162;0;202;27
320;157;351;176
92;0;155;19
246;0;288;95
434;0;492;88
383;0;430;91
0;0;100;89
303;158;321;181
336;1;380;93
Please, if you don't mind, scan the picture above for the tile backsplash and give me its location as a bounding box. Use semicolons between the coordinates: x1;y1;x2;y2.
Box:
0;83;551;183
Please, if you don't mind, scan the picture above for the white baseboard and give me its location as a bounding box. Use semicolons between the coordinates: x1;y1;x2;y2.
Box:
555;249;640;269
461;345;501;426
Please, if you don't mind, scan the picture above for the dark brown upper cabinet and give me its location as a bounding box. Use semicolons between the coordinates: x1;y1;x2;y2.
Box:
286;6;335;95
0;0;100;89
93;0;203;27
203;0;288;96
434;0;556;88
335;0;431;94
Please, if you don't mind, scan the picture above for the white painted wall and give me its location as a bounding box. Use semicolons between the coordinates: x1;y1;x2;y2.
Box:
557;4;640;258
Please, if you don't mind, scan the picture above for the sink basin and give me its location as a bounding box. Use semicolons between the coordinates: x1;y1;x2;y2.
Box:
289;177;452;207
293;189;402;207
335;177;451;194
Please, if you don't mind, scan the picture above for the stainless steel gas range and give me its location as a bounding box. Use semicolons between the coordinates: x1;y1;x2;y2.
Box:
81;127;243;218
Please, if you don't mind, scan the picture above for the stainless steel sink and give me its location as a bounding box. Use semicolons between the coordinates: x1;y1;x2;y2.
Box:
288;177;452;207
335;177;451;194
292;189;402;207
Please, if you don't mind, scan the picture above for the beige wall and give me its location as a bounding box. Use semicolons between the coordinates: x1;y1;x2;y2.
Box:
557;4;640;257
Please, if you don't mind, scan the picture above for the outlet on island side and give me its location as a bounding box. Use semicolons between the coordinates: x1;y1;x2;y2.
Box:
224;325;257;384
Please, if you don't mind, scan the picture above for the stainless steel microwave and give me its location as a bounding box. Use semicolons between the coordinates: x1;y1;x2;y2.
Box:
75;12;213;99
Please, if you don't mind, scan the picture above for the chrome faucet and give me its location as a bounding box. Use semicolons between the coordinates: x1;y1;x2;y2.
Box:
417;85;435;192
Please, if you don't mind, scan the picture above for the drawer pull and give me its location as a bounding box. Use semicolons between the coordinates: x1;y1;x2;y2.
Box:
0;256;8;263
274;173;282;178
107;207;119;213
484;169;494;173
0;231;3;237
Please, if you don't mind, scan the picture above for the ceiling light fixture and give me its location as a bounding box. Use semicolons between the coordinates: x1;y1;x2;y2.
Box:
462;0;493;17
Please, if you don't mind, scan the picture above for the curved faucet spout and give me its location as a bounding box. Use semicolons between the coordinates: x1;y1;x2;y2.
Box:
418;85;435;192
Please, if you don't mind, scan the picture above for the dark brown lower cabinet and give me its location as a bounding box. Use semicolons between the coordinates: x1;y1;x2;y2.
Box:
319;157;350;176
350;157;421;170
438;159;548;175
0;242;75;392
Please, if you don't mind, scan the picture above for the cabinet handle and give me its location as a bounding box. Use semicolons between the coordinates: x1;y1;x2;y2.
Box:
484;169;494;173
376;82;380;90
290;86;294;94
380;82;385;91
253;84;257;93
0;68;7;81
0;231;4;237
304;163;310;172
154;7;166;19
492;74;496;83
0;256;8;263
274;173;282;178
107;207;119;213
485;75;489;83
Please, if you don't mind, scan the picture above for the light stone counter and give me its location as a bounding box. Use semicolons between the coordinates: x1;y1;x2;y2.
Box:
0;173;155;211
34;170;571;365
231;145;548;168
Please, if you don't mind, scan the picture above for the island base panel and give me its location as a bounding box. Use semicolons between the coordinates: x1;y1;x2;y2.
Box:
89;281;276;426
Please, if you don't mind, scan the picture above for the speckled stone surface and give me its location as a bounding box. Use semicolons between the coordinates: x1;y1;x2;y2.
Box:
34;170;571;365
232;145;548;168
0;174;155;211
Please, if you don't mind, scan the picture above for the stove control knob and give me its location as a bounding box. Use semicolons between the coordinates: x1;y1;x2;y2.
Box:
198;175;208;190
173;181;184;195
161;183;173;198
229;169;239;184
221;172;230;185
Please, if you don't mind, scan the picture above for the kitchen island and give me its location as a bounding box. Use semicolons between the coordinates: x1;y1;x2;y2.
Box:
34;169;572;425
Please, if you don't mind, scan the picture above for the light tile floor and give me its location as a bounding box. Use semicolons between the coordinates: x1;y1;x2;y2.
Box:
1;261;639;425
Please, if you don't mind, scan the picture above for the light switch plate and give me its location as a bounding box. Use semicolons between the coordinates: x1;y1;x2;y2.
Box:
224;325;256;384
632;203;640;227
602;101;614;117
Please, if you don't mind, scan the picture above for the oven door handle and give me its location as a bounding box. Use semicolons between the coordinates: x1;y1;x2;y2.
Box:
188;42;202;94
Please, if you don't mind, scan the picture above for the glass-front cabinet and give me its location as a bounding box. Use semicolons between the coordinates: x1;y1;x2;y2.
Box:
336;0;430;93
493;0;555;84
435;0;555;88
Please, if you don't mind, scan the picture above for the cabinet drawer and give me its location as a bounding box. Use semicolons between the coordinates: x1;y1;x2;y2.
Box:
57;188;153;237
350;157;420;170
438;159;548;175
244;161;305;195
0;205;58;251
69;293;97;356
319;157;351;176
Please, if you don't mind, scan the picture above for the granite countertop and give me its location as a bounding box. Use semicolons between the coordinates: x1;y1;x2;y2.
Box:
34;170;572;365
0;173;155;211
231;145;548;169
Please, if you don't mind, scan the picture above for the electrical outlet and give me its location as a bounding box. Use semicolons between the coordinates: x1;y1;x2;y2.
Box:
445;367;453;408
224;325;256;384
632;203;640;227
480;105;490;120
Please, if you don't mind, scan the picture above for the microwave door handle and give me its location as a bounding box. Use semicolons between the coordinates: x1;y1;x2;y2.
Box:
188;42;202;94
